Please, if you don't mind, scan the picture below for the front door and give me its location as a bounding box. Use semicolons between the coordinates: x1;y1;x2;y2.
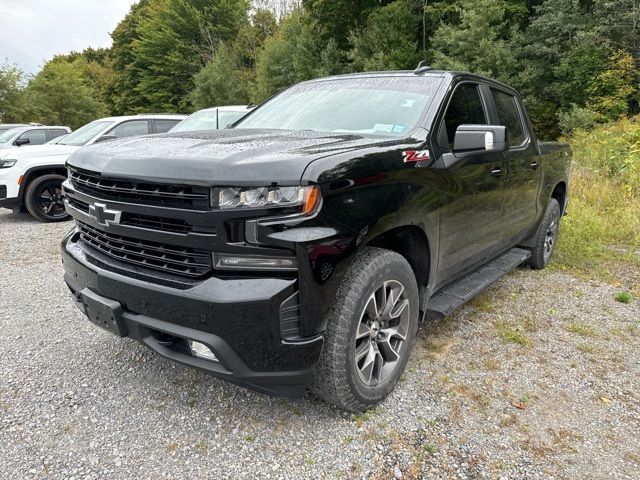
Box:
432;82;508;287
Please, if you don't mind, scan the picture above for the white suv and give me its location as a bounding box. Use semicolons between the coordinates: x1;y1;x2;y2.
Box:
0;125;71;149
0;114;185;221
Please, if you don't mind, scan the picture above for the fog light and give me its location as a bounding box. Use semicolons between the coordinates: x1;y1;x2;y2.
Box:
188;340;218;362
213;253;298;271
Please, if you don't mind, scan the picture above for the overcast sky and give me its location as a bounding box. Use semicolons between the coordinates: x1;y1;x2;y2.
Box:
0;0;138;74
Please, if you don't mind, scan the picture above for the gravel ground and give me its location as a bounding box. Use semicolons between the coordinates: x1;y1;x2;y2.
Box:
1;209;639;479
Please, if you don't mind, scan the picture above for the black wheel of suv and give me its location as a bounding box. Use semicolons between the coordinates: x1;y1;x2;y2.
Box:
24;174;70;222
527;198;561;270
312;247;419;412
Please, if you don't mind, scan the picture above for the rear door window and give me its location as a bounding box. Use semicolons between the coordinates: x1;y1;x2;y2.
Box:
491;89;526;147
154;119;181;133
441;83;487;149
49;129;68;140
16;129;47;146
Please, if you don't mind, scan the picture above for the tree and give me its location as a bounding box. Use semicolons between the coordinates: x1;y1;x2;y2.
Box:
348;0;421;72
25;60;107;129
252;10;321;102
132;0;250;112
587;50;638;120
430;0;518;81
109;0;155;115
191;44;251;108
0;62;27;123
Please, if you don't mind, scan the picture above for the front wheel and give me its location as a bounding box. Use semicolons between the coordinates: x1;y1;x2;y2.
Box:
24;174;70;222
527;198;561;269
311;247;419;412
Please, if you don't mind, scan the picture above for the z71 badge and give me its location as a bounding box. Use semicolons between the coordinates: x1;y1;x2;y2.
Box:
402;150;430;163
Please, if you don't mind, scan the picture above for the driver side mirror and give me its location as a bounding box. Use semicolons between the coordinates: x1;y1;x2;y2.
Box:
14;137;30;146
453;125;507;154
94;134;118;143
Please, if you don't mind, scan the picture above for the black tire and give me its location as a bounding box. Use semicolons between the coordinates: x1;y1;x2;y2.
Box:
527;198;561;269
311;247;419;412
24;174;70;222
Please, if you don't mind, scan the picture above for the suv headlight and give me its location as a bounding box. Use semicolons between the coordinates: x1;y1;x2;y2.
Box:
214;185;319;213
0;159;17;169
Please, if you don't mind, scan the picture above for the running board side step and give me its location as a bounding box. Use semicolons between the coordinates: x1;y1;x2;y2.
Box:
426;248;531;320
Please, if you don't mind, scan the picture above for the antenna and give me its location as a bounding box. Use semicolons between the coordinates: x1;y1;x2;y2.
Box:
414;60;433;75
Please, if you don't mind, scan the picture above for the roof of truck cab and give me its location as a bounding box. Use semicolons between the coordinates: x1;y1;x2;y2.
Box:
302;70;518;93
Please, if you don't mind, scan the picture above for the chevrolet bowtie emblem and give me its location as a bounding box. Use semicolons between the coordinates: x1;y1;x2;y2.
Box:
88;202;122;226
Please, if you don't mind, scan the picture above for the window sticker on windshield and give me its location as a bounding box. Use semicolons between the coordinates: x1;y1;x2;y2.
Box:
373;124;394;133
393;125;406;133
402;99;416;108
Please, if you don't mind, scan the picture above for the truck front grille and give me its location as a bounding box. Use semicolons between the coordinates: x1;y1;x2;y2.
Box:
77;222;212;277
67;198;192;234
68;168;210;210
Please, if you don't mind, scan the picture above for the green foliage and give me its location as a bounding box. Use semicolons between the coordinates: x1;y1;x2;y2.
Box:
557;105;599;136
24;60;107;129
191;44;251;109
430;0;517;81
109;0;155;115
554;117;640;280
110;0;250;113
615;292;633;304
348;0;421;72
0;63;27;122
587;50;638;121
1;0;639;137
253;10;322;102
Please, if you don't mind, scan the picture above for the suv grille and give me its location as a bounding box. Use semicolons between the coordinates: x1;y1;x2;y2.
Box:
69;168;210;210
77;222;212;277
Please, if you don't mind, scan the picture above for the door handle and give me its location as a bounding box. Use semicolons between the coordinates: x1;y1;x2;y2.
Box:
491;166;505;177
530;161;541;169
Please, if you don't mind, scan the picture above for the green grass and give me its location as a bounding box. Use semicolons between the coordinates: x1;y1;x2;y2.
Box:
615;291;633;304
566;322;597;337
553;117;640;292
496;323;531;346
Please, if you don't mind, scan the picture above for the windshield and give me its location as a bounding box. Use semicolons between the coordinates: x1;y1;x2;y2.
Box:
170;110;217;132
236;77;440;137
0;128;21;143
218;110;248;128
171;109;249;132
58;120;113;146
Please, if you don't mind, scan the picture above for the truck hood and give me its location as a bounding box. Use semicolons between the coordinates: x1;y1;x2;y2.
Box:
0;144;80;160
66;129;401;186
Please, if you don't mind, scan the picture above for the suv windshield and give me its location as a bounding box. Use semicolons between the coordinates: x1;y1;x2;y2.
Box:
236;76;440;137
170;110;249;132
58;121;113;146
0;128;21;143
171;110;217;132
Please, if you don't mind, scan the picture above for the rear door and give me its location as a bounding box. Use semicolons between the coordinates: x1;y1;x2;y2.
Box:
433;81;508;286
488;87;540;242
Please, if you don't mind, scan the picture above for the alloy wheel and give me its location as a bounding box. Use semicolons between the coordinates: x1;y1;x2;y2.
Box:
354;279;410;386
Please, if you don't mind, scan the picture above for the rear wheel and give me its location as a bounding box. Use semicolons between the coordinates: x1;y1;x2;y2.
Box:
24;174;70;222
527;198;561;269
312;247;419;412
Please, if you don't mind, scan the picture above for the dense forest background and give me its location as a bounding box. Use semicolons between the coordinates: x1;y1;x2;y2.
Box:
0;0;638;138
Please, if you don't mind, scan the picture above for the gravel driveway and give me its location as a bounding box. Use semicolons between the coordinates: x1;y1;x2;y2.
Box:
1;209;639;479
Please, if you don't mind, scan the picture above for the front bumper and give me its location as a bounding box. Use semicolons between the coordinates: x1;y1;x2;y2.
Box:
61;230;323;398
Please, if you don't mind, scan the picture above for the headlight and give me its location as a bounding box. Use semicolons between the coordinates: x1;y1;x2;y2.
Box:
0;159;17;169
215;185;319;213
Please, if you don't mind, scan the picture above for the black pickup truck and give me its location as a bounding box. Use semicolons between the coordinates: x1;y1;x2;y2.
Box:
61;67;571;412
